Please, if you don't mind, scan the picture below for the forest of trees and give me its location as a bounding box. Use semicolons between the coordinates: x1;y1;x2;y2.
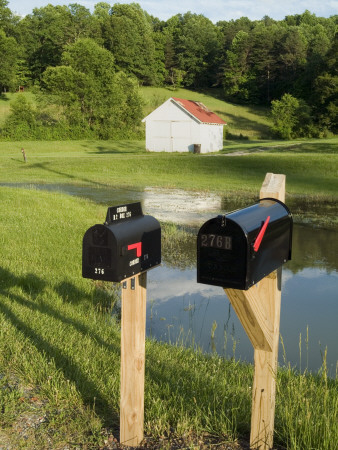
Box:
0;0;337;139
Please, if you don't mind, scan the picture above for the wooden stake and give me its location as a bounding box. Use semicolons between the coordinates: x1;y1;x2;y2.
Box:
120;272;147;447
225;173;285;449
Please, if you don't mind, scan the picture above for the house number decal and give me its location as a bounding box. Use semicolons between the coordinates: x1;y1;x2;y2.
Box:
201;234;232;250
95;268;105;275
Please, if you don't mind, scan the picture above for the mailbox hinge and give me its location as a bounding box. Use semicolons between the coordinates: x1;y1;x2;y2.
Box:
122;278;136;290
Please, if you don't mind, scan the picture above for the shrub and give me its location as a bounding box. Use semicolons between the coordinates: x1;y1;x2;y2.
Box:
270;93;318;139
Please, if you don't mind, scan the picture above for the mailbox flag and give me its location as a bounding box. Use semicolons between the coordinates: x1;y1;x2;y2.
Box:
128;242;142;258
253;216;270;252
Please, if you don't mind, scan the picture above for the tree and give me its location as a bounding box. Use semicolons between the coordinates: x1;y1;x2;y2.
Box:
40;38;143;138
103;3;159;85
271;93;313;139
16;4;100;81
310;31;338;133
0;0;15;34
167;12;221;88
1;94;37;139
223;30;252;101
93;2;113;48
248;24;279;103
0;29;19;91
274;26;308;97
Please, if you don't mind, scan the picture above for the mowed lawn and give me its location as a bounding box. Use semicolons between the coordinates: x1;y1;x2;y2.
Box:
0;187;336;449
0;139;337;198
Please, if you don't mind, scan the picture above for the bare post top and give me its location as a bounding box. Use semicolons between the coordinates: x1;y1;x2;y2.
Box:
260;173;285;202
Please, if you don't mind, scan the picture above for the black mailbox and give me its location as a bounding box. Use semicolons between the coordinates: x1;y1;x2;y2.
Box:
197;198;292;290
82;202;161;282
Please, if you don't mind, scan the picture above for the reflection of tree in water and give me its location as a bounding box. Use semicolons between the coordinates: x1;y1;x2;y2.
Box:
286;225;338;274
287;195;338;230
162;222;338;275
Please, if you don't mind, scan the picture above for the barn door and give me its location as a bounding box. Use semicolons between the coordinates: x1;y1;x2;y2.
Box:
170;121;192;152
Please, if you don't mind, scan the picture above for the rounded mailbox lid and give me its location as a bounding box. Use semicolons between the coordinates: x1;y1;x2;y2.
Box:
227;198;292;237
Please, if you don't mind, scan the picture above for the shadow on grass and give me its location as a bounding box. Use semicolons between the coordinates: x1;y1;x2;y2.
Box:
23;161;109;188
219;112;271;139
81;140;145;155
0;93;10;101
0;265;252;441
267;141;338;154
0;267;120;430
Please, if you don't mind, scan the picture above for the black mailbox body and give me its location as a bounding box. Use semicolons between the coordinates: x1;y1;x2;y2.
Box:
197;198;292;290
82;202;161;282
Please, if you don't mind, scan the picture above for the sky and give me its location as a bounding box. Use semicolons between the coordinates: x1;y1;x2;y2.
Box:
7;0;338;23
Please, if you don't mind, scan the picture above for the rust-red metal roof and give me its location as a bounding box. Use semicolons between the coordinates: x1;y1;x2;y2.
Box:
172;97;227;125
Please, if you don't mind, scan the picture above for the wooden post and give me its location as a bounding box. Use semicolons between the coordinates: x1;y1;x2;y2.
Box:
225;173;285;449
120;272;147;446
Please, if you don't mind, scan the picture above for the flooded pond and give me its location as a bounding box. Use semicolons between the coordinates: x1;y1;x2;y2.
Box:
147;224;338;376
2;183;337;375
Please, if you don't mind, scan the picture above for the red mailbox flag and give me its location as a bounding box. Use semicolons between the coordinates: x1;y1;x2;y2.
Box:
253;216;270;252
128;242;142;257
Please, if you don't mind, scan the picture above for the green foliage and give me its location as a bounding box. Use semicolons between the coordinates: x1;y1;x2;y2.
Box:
15;4;101;80
101;3;161;85
1;95;37;139
0;29;19;91
271;93;315;139
310;33;338;134
1;2;337;137
43;38;143;139
0;39;144;140
0;0;16;34
165;12;221;88
0;93;94;140
223;30;252;101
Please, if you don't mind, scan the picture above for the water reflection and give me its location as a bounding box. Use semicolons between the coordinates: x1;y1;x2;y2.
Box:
148;224;338;376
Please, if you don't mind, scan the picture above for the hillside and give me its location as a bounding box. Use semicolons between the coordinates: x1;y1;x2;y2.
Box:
0;88;272;141
141;87;272;140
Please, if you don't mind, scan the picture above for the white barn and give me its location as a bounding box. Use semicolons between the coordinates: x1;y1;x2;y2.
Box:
142;97;227;153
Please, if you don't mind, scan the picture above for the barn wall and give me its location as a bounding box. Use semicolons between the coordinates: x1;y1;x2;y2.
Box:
144;99;223;153
200;124;224;152
144;100;200;152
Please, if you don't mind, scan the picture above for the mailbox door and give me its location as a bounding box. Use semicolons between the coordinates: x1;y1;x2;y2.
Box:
197;217;248;289
82;224;118;281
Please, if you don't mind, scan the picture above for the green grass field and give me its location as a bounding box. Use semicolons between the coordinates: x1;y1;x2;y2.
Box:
0;187;336;449
0;138;337;200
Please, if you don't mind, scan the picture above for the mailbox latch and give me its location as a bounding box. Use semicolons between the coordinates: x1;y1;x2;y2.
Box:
218;215;226;227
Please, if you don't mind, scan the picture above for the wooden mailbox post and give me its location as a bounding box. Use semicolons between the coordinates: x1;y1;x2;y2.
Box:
225;173;286;449
120;273;147;446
